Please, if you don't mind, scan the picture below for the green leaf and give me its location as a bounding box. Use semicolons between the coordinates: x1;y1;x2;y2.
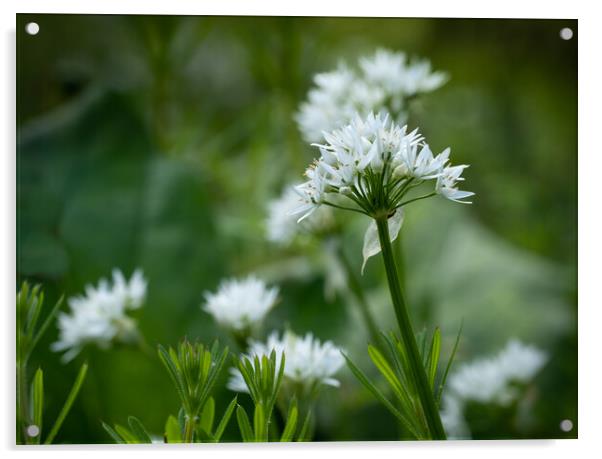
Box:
236;405;254;442
31;368;44;444
114;424;138;443
427;328;441;391
128;416;152;443
196;427;215;443
343;352;420;439
44;362;88;444
437;320;463;405
157;345;189;412
199;397;215;434
367;345;406;401
29;295;64;359
102;422;125;444
296;408;312;442
214;396;237;442
165;415;182;443
280;399;298;442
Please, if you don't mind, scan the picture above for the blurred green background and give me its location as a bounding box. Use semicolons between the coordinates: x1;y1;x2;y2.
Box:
16;15;577;442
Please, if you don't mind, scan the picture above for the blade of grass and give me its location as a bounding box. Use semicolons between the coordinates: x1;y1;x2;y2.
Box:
436;320;463;405
44;362;88;444
236;405;254;442
213;396;237;442
31;368;44;444
102;422;125;444
128;416;152;443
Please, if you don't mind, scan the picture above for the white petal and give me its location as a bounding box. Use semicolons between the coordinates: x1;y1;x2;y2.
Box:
361;209;404;274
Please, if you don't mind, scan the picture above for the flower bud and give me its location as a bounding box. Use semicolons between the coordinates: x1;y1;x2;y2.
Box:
393;163;409;178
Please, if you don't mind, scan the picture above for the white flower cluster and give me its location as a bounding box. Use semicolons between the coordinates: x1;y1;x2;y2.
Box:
52;269;147;362
228;330;345;393
292;112;473;223
266;184;335;245
440;339;548;438
296;49;447;142
203;276;279;332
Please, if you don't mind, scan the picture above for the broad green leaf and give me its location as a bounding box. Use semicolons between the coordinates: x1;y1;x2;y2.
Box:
44;362;88;444
236;406;254;442
165;415;182;443
213;396;237;442
127;416;152;443
280;399;298;442
199;397;215;434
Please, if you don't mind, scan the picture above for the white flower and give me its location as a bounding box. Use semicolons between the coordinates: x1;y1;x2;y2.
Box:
296;49;447;142
448;339;547;405
52;269;147;362
439;340;548;439
227;330;345;393
436;165;475;203
292;112;466;219
203;276;278;332
266;184;335;245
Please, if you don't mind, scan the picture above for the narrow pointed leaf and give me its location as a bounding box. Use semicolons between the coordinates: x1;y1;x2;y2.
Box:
427;328;441;390
280;399;298;442
199;397;215;434
236;406;254;442
128;416;152;443
31;368;44;436
114;424;138;443
44;362;88;444
102;422;125;444
437;321;463;405
214;396;237;442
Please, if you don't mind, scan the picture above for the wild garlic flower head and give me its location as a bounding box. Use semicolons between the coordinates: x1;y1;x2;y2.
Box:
296;49;448;142
227;330;345;393
52;269;147;362
291;112;473;224
266;184;335;245
448;339;548;406
203;276;279;332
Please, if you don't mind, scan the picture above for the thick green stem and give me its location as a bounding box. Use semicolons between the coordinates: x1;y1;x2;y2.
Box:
333;243;383;349
183;415;196;443
375;216;447;440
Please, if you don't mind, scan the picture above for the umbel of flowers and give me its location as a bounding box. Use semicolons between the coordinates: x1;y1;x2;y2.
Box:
52;269;147;362
296;49;448;142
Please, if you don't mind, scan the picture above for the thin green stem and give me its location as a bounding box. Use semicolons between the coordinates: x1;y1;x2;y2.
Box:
333;243;383;350
396;192;437;209
375;216;446;440
322;200;368;216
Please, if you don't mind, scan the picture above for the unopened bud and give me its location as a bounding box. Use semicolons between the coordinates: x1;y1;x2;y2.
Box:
393;164;409;178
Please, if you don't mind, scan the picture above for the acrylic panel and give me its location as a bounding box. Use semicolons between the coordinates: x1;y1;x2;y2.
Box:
16;14;577;444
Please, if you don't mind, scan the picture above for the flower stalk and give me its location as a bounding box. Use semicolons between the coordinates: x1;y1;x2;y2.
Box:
375;215;447;440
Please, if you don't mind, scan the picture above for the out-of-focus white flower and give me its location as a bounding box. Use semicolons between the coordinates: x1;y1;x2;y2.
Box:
440;339;548;439
228;330;345;393
203;276;278;332
266;184;335;245
448;339;547;406
296;49;447;142
52;269;147;362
